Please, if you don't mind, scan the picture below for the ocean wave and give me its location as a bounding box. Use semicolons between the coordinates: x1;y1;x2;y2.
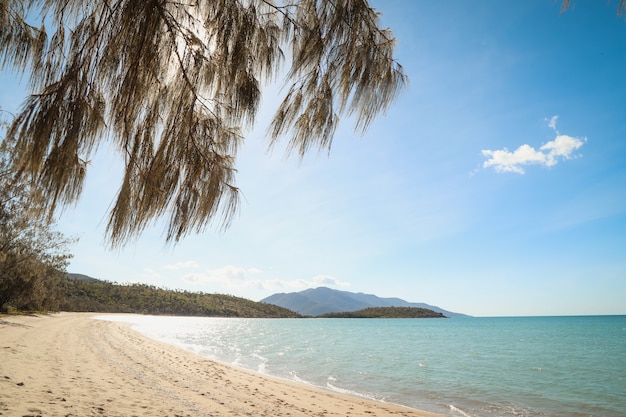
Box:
449;405;474;417
289;370;312;386
97;314;626;417
325;381;382;403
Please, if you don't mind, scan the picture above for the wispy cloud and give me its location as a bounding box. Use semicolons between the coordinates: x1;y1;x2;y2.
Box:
548;115;558;130
142;268;161;280
482;116;586;174
179;266;349;293
312;274;350;287
180;265;257;286
163;260;199;270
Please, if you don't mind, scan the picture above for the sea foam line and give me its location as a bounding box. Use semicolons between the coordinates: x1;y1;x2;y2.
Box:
449;404;474;417
326;381;383;403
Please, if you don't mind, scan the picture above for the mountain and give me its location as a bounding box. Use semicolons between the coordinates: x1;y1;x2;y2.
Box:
261;287;468;317
66;273;102;283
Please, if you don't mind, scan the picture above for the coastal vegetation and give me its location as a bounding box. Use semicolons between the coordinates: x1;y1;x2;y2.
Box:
3;272;448;319
0;137;74;314
318;306;446;318
59;278;440;318
60;278;301;318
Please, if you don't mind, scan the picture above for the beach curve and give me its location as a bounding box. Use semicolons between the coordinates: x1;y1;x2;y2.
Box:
0;312;445;417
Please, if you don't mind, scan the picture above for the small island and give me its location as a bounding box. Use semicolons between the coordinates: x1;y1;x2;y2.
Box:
317;306;447;318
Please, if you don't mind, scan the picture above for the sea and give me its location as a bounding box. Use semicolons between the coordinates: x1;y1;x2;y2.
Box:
98;315;626;417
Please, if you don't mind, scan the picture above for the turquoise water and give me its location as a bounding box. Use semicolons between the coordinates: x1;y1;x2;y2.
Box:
100;315;626;417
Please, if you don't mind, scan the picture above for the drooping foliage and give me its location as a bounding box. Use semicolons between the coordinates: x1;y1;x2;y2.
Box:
0;0;407;247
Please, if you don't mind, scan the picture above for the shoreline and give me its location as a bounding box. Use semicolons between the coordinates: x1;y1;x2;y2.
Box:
0;312;447;417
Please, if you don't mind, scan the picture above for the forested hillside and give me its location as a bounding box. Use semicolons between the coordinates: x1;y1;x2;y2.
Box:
60;279;301;318
318;307;447;318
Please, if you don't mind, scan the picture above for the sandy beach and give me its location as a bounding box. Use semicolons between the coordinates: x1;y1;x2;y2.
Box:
0;313;445;417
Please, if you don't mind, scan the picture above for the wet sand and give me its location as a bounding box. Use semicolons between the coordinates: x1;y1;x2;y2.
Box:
0;312;445;417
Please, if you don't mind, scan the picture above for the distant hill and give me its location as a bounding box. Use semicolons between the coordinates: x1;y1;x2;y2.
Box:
66;273;102;283
61;278;301;318
261;287;468;317
318;306;446;318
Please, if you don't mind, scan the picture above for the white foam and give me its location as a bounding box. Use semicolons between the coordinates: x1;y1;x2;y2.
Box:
449;404;474;417
326;382;381;402
289;371;311;385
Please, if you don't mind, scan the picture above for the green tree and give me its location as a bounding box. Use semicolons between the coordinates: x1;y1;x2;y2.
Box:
0;136;73;312
0;0;407;247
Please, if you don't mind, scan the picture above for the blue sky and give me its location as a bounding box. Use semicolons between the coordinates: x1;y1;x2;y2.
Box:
1;1;625;316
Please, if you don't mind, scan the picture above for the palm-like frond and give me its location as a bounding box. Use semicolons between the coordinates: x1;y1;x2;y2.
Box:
1;0;406;246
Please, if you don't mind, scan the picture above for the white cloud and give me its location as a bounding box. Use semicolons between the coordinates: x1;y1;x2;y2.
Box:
482;144;547;174
179;266;350;294
142;268;161;280
179;265;267;292
246;274;350;292
179;273;209;285
540;135;585;163
482;117;585;174
180;265;255;285
312;274;350;287
548;115;559;130
163;260;199;270
260;278;309;291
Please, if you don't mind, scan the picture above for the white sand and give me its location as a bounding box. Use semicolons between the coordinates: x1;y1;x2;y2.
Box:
0;312;446;417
